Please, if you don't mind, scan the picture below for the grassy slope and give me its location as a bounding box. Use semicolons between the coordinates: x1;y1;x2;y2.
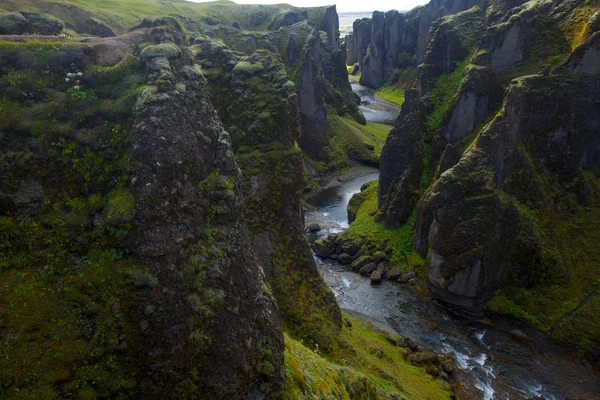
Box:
344;181;426;277
0;0;295;34
486;166;600;354
375;86;405;106
0;43;144;399
284;313;452;400
306;112;392;174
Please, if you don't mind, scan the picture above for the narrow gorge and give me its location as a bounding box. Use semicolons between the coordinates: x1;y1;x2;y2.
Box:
0;0;599;399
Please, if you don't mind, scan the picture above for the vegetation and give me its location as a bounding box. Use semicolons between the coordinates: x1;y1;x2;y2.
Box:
344;181;426;277
376;86;405;106
284;313;453;400
425;57;471;131
305;111;388;174
0;39;143;398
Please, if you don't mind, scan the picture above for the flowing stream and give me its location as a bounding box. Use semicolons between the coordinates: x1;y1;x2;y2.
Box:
351;82;400;124
305;178;600;399
303;82;600;398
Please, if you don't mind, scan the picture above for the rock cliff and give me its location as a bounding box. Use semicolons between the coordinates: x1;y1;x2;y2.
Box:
0;17;286;400
353;0;482;88
365;0;600;354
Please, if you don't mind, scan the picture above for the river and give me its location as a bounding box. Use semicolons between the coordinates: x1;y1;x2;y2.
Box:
302;85;600;399
351;82;400;125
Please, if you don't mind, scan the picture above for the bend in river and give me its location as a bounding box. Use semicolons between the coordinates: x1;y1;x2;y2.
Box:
305;168;600;400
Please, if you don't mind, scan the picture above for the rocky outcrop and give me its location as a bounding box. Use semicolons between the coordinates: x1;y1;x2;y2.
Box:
478;0;555;72
345;32;358;65
378;90;426;227
77;17;116;37
414;74;600;312
0;19;285;399
195;40;342;348
132;38;284;398
555;31;600;75
297;27;329;160
0;11;64;35
353;0;481;88
268;9;308;30
321;5;340;48
441;65;495;143
417;6;485;93
361;11;386;88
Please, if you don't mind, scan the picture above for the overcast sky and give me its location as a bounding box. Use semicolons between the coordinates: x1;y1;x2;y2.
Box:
187;0;429;13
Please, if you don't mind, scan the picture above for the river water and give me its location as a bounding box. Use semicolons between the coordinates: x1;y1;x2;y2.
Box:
305;178;600;399
351;82;400;125
303;85;600;399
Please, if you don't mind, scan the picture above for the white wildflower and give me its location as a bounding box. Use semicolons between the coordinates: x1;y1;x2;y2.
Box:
73;85;80;90
77;72;83;77
65;77;70;82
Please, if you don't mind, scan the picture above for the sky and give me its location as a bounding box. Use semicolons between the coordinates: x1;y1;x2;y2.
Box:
187;0;429;13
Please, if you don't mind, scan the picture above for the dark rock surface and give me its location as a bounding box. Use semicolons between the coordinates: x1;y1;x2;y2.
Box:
0;11;64;35
555;31;600;75
378;90;426;227
414;75;600;312
353;0;481;88
130;33;284;399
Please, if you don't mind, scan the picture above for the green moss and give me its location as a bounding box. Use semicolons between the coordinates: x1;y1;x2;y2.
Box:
375;86;405;106
233;61;265;76
284;313;453;399
426;57;471;131
485;295;542;327
344;181;425;275
102;188;135;226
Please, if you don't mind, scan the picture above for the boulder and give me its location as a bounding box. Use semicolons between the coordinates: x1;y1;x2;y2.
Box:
77;17;116;37
341;237;363;256
0;13;28;35
388;267;402;280
372;251;386;262
370;269;383;284
403;337;420;352
441;359;454;375
313;239;334;258
408;350;439;365
359;262;377;276
307;223;321;232
397;272;415;283
19;12;64;35
338;253;353;264
351;255;373;271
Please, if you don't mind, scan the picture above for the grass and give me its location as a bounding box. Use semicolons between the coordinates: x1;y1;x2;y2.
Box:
426;57;471;131
342;116;393;141
1;0;328;34
0;39;144;398
344;181;426;276
376;86;405;107
284;313;453;400
306;112;387;174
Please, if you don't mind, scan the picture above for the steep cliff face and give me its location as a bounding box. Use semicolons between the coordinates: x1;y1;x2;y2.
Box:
417;6;486;93
415;74;600;312
0;19;284;399
378;90;426;228
198;6;367;175
354;0;481;88
367;0;600;353
195;41;342;349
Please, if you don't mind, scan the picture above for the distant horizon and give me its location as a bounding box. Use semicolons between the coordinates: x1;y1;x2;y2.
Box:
186;0;428;13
